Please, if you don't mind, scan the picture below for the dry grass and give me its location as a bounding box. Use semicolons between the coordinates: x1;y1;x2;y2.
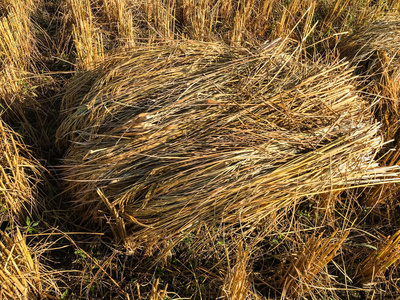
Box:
147;278;169;300
1;0;400;299
56;40;400;253
66;0;104;70
279;230;348;298
63;0;400;71
138;0;400;46
0;0;39;115
0;228;40;299
65;0;137;70
0;120;42;224
220;243;256;300
339;15;400;138
101;0;136;47
0;228;59;300
355;229;400;287
339;16;400;207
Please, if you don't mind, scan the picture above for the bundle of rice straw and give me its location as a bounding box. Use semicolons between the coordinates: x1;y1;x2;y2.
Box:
220;243;254;300
355;229;400;287
339;15;400;134
279;230;348;298
57;40;399;249
0;228;57;299
0;0;39;115
0;119;41;224
339;15;400;205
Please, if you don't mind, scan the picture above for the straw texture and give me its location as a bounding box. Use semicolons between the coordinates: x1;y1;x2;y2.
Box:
57;40;399;249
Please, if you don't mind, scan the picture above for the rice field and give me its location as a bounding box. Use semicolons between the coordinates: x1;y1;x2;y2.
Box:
1;0;400;299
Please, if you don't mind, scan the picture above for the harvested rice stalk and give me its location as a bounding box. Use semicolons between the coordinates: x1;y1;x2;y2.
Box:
137;0;399;46
57;40;400;249
220;243;253;300
67;0;104;70
141;0;176;41
147;278;169;300
355;229;400;287
339;15;400;136
66;0;137;70
0;229;45;299
0;119;41;224
63;0;399;57
279;230;348;298
99;0;136;47
339;15;400;206
0;0;39;115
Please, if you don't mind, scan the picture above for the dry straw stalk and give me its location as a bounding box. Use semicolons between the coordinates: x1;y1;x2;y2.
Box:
67;0;104;70
0;228;41;299
57;40;400;250
63;0;400;72
279;230;348;298
339;15;400;206
355;229;400;287
0;120;41;224
0;0;39;114
339;15;400;132
221;243;253;300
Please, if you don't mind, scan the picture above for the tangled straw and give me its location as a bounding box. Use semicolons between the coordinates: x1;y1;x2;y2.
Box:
57;40;399;248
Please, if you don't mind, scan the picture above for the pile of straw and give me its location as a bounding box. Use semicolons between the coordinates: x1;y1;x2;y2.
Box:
57;40;399;249
355;229;400;287
0;119;41;224
339;16;400;205
340;16;400;133
0;228;58;299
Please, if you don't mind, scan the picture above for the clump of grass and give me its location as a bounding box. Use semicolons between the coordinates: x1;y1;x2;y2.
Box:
355;229;400;287
142;0;399;45
339;15;400;136
62;0;400;73
147;278;169;300
0;119;42;224
339;15;400;207
0;228;60;299
66;0;104;70
0;228;40;299
0;0;39;115
56;39;399;252
138;0;400;46
100;0;136;47
220;243;257;300
278;230;348;299
64;0;137;70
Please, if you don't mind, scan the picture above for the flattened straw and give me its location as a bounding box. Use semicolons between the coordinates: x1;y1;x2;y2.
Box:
57;40;400;249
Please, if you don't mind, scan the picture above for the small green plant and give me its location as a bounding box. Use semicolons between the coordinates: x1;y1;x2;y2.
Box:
61;289;69;300
74;249;87;259
298;210;312;220
61;52;68;60
182;232;195;246
23;216;39;234
272;234;283;245
0;193;10;214
156;266;165;276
